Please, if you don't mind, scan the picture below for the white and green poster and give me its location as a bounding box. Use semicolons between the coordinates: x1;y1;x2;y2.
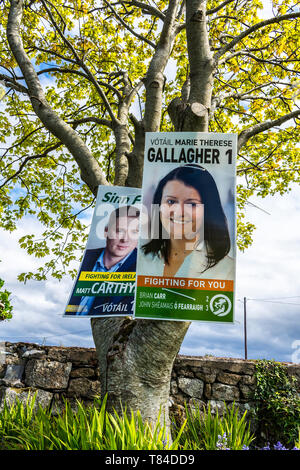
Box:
134;132;237;323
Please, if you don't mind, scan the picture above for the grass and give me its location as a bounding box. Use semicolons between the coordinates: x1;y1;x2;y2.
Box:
0;395;298;450
0;395;184;450
178;401;255;450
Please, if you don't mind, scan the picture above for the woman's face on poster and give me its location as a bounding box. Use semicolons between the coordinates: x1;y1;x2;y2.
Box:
159;179;204;242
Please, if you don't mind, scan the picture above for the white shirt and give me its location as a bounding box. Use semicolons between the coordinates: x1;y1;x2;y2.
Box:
136;243;234;280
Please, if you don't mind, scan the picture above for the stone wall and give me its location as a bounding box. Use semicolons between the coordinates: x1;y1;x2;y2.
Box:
171;355;297;424
1;342;299;418
0;342;100;413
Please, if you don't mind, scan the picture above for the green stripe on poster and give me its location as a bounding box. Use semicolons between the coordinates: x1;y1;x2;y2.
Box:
135;287;234;322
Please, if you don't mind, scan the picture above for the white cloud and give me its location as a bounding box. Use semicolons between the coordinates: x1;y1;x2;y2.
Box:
1;186;300;361
0;217;93;347
181;184;300;362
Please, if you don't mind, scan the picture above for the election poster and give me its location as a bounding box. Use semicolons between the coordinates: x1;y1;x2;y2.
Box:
134;132;237;323
64;185;141;318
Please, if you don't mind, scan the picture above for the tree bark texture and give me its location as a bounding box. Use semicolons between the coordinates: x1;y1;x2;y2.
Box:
91;317;190;425
168;0;214;132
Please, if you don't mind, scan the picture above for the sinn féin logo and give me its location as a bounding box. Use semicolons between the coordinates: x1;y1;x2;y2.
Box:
210;294;232;317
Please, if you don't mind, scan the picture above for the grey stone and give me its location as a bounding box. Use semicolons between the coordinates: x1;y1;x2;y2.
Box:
50;396;94;416
204;383;212;399
188;398;206;413
207;400;228;416
0;342;299;431
239;383;254;399
170;380;178;396
240;374;256;386
22;349;46;359
194;367;217;383
47;347;98;366
175;368;194;378
177;377;204;399
4;353;21;366
0;342;6;367
25;359;72;390
67;378;101;399
236;401;254;417
0;387;53;411
217;372;241;385
191;357;255;375
207;400;248;418
70;367;95;379
0;364;5;379
211;383;240;401
0;363;25;387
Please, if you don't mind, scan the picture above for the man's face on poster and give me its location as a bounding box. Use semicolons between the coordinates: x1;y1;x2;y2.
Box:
105;215;139;259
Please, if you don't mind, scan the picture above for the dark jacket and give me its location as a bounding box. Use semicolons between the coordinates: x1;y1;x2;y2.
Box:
65;247;137;316
80;247;137;273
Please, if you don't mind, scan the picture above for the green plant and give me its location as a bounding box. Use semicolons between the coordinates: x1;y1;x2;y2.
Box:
253;359;300;447
0;271;13;321
0;392;44;449
0;395;186;450
294;427;300;449
177;401;255;450
102;406;186;451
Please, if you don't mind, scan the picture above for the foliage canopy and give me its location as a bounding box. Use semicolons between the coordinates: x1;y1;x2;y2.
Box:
0;0;299;282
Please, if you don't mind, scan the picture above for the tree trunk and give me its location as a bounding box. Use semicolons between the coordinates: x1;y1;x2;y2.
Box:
91;317;189;427
90;0;214;430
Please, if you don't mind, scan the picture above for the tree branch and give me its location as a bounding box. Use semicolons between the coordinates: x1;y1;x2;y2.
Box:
40;0;118;123
238;109;300;151
206;0;236;15
120;1;165;21
30;66;124;102
172;0;214;132
0;142;62;189
0;72;29;94
0;125;45;161
219;49;299;74
40;0;82;62
214;11;300;62
7;0;108;194
25;44;79;65
103;0;156;48
212;83;286;110
123;78;144;108
69;116;113;130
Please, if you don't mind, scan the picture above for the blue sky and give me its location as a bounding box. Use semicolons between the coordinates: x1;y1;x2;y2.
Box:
0;183;300;363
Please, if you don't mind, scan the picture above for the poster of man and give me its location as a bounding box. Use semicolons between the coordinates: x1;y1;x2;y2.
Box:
64;186;141;317
134;132;236;323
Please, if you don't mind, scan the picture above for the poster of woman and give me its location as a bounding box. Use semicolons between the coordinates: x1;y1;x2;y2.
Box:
134;132;236;323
